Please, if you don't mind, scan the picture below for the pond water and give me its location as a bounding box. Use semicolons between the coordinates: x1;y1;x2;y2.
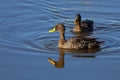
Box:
0;0;120;80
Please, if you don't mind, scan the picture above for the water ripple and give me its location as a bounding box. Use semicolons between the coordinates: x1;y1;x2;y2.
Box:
0;0;120;58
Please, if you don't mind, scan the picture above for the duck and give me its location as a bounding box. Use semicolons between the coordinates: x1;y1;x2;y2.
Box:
49;23;103;49
73;14;94;32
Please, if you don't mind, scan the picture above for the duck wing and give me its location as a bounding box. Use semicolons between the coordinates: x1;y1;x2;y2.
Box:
64;38;88;49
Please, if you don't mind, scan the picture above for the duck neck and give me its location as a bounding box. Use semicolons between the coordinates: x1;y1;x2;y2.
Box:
59;32;65;41
57;51;64;68
76;23;81;28
74;23;82;32
74;18;82;32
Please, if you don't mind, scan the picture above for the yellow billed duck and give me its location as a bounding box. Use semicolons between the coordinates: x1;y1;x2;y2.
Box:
73;14;94;32
49;23;103;49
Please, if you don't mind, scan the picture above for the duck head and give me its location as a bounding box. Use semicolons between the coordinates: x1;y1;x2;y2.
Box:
73;14;82;32
49;23;65;33
49;23;66;41
74;14;81;25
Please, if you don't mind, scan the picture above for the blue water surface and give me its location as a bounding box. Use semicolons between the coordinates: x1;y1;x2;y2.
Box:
0;0;120;80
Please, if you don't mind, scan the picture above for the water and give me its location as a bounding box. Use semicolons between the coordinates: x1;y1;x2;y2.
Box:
0;0;120;80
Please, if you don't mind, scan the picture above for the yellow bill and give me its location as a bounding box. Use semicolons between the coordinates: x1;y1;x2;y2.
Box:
49;27;56;32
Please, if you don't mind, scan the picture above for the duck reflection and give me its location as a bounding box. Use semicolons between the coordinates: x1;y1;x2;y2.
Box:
48;47;100;68
48;49;65;68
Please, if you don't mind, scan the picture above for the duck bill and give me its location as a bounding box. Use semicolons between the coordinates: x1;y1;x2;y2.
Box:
49;27;56;32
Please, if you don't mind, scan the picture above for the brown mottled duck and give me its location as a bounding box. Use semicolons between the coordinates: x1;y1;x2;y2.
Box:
49;23;103;49
73;14;94;32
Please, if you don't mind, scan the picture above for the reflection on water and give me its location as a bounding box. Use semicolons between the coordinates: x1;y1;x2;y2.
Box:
48;49;65;68
48;47;99;68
